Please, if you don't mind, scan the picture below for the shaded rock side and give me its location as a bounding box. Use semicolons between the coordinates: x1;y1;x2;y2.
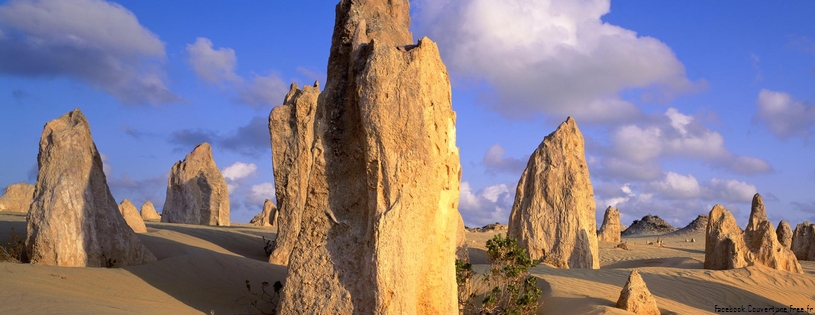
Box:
791;222;815;261
0;182;34;213
118;199;147;233
250;199;278;227
25;109;156;267
776;220;793;249
616;270;660;315
598;206;621;243
278;1;461;314
140;201;161;221
507;117;599;269
704;205;749;270
669;215;708;236
622;215;676;236
161;143;230;226
268;82;319;265
704;201;802;273
456;213;469;262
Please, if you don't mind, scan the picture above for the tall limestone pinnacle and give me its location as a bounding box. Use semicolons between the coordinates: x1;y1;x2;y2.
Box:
162;142;230;226
275;0;462;314
508;116;600;269
26;109;156;267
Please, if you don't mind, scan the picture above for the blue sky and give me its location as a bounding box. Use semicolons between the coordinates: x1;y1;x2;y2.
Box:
1;0;813;228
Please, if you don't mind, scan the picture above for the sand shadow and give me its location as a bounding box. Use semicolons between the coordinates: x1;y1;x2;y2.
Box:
468;247;489;264
141;223;276;262
602;257;703;269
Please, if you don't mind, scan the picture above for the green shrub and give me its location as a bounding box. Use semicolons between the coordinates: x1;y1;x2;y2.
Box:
457;234;542;315
0;227;25;263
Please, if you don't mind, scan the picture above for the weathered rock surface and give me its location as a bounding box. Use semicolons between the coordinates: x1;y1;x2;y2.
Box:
669;215;708;236
704;196;802;273
622;215;676;236
161;143;230;226
268;82;319;265
616;270;660;315
776;220;793;249
0;182;34;213
25;109;156;267
277;1;461;314
598;206;621;243
508;117;599;269
456;213;469;262
250;199;277;227
140;201;161;221
791;222;815;261
118;199;147;233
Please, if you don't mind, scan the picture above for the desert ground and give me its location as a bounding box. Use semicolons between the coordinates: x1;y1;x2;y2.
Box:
2;212;813;315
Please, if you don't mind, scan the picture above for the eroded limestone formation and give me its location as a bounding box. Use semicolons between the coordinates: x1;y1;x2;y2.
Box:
25;109;156;267
140;201;161;221
0;182;34;213
791;222;815;261
507;117;599;269
616;270;660;315
161;143;230;226
118;199;147;233
776;220;793;249
250;199;277;227
277;1;462;313
598;206;621;243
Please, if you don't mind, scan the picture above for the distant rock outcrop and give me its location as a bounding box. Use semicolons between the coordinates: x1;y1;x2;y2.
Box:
622;215;676;236
25;109;156;267
250;199;277;227
161;143;230;226
598;206;621;243
791;222;815;261
468;222;508;233
776;220;793;249
277;1;462;313
616;270;660;315
0;182;34;213
508;117;599;269
669;215;708;236
118;199;147;233
704;195;802;273
268;82;319;265
140;201;161;221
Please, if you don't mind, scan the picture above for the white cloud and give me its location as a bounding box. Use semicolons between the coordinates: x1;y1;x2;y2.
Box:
0;0;181;104
482;143;527;175
459;181;514;227
186;37;242;85
704;178;757;203
650;172;701;199
247;182;275;206
100;153;112;176
753;89;815;140
221;161;257;181
412;0;704;123
185;37;288;107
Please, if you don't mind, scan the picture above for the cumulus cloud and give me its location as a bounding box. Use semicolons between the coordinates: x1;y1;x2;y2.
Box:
107;172;167;211
221;162;257;181
482;143;527;175
186;37;242;85
598;107;773;177
0;0;182;105
185;37;288;107
647;172;757;203
412;0;704;123
168;129;218;152
753;89;815;140
247;182;275;206
459;181;514;227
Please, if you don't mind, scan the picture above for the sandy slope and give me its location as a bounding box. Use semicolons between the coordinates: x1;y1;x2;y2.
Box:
2;212;814;314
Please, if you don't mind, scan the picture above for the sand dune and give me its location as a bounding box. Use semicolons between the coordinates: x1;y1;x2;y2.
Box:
2;212;814;314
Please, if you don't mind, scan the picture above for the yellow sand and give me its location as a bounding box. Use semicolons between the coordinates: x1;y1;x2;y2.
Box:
2;212;814;314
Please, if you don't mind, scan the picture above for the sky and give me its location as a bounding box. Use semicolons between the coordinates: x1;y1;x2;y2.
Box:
1;0;814;228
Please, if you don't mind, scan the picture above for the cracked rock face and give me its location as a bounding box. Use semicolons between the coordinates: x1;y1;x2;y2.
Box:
276;1;461;314
507;117;599;269
26;109;156;267
161;143;230;226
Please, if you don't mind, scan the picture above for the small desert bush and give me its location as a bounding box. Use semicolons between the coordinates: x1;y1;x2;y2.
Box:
262;236;274;256
457;234;542;315
246;280;283;315
0;227;25;263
